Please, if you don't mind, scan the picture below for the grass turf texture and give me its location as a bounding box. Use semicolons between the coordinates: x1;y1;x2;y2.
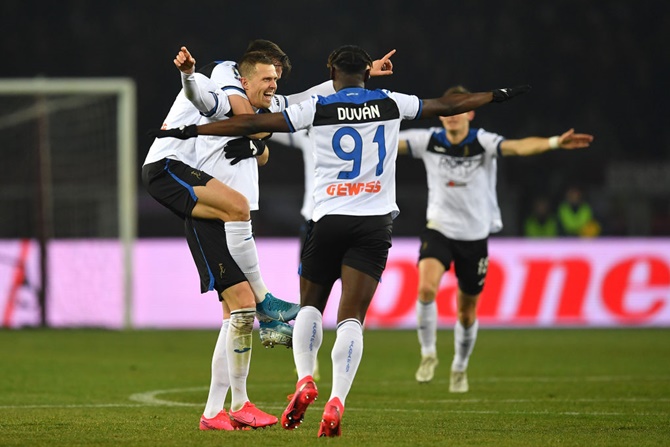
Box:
1;328;668;446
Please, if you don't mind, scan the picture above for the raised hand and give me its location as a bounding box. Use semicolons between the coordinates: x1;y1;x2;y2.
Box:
174;46;196;74
370;49;396;77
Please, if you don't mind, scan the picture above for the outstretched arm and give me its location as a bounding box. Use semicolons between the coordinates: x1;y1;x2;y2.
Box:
420;85;531;118
500;128;594;156
198;112;291;136
175;47;222;114
151;113;291;140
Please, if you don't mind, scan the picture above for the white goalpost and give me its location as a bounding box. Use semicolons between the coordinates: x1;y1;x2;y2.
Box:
0;78;136;328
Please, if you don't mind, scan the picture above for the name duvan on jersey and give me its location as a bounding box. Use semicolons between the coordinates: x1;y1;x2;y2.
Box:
337;103;380;121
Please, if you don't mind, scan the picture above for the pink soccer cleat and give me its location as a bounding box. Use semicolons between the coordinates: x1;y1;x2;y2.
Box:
317;397;344;438
229;402;278;428
199;410;248;431
281;375;318;430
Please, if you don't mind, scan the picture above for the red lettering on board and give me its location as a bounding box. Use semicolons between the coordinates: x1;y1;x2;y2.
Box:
515;258;590;324
602;256;669;323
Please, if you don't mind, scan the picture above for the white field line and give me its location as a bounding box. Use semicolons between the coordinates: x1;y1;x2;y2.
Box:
0;374;668;416
0;399;666;418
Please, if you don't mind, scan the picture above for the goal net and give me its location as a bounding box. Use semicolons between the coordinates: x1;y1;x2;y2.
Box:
0;78;136;328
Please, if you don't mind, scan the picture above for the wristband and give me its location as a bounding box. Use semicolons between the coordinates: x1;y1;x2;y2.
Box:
548;136;560;150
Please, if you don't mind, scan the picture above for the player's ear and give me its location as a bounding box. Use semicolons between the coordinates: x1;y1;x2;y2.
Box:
364;68;371;83
467;110;475;121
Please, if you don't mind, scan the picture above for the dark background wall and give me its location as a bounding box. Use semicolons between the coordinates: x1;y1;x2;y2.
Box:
2;0;668;237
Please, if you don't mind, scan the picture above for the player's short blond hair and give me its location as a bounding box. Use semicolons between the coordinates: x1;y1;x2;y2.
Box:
238;51;276;78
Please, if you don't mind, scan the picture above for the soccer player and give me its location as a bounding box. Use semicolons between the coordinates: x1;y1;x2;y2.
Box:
397;85;594;391
151;45;529;437
143;41;300;352
143;50;294;431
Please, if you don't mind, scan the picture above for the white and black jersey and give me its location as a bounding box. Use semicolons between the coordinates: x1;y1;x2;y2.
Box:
191;61;268;209
143;61;245;169
283;87;422;222
400;127;504;241
142;89;206;168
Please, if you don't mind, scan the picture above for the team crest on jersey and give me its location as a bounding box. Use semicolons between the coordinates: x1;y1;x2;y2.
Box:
438;153;484;174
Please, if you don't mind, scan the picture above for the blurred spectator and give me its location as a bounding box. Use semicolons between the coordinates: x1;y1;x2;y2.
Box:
524;197;558;238
557;186;601;237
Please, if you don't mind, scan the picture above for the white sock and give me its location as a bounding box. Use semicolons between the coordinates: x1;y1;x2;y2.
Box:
329;319;363;407
203;319;230;418
417;300;437;357
292;306;323;379
224;221;269;302
452;319;479;372
227;308;255;411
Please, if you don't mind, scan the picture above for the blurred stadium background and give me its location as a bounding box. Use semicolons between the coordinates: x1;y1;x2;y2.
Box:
0;0;669;329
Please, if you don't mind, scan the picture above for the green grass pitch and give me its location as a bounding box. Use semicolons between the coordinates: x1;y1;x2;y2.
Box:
1;328;668;446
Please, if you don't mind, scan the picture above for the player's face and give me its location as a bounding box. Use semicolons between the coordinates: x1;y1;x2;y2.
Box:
439;110;474;132
242;63;278;109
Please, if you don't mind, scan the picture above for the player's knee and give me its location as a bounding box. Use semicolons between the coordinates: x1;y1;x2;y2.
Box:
457;290;480;326
226;196;251;221
458;311;477;328
221;285;255;310
417;283;438;302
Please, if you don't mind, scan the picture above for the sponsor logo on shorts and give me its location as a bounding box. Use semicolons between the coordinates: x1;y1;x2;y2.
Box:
477;257;489;276
446;180;467;187
326;180;381;196
191;170;201;180
219;263;226;278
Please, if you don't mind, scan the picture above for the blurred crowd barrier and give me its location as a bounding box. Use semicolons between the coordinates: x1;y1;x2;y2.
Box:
2;237;669;329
